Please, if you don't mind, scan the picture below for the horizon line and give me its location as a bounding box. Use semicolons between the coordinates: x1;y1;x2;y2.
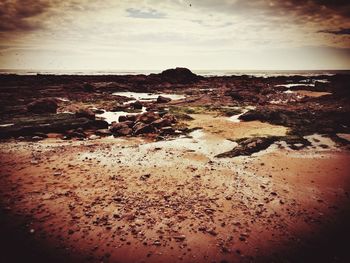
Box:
1;68;350;72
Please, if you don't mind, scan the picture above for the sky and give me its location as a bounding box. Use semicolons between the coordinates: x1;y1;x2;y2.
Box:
0;0;350;71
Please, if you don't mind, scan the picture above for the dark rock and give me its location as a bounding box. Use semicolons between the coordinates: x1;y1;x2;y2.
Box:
137;112;160;124
216;137;279;158
115;127;132;136
140;174;151;180
163;114;177;123
0;113;104;138
126;114;138;122
118;116;127;122
160;126;175;135
156;67;203;84
239;106;350;135
133;122;156;135
130;100;143;110
75;108;95;120
95;129;112;136
151;118;172;128
110;122;129;133
90;120;109;129
216;135;314;158
66;129;87;139
123;120;135;128
27;98;58;114
156;96;171;103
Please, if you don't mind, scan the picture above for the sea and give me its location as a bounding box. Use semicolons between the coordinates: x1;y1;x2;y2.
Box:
0;69;349;78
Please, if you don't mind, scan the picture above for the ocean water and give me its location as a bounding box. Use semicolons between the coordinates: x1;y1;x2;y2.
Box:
0;69;349;77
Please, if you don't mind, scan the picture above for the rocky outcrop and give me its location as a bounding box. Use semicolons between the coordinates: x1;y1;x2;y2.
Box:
150;68;203;84
239;105;350;135
216;136;312;158
0;113;108;139
27;98;58;114
216;137;279;158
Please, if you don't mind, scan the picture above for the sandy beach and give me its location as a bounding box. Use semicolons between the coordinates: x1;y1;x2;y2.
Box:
0;69;349;262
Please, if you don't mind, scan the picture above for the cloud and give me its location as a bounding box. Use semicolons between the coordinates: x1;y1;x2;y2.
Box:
0;0;349;70
318;28;350;35
126;8;166;19
0;0;53;32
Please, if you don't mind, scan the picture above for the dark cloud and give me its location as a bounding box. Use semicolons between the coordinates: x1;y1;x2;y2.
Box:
318;28;350;35
0;0;52;32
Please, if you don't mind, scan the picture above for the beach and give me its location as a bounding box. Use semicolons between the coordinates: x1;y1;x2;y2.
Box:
0;68;349;262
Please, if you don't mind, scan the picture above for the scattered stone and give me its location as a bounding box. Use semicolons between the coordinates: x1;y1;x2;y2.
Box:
173;235;186;241
140;174;151;180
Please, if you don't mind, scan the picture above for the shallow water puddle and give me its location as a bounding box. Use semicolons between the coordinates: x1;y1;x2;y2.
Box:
0;123;14;127
276;83;314;88
304;134;338;149
97;108;146;124
112;92;185;101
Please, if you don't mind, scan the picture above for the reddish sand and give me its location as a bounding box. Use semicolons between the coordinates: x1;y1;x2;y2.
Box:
0;127;349;262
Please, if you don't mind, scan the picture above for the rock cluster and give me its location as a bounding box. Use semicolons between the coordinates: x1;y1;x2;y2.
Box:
109;111;177;137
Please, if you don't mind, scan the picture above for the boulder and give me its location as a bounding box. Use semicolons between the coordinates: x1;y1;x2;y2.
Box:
123;120;135;128
27;98;58;114
116;127;132;136
126;115;138;122
133;122;156;135
118;116;127;122
92;120;108;129
163;114;177;123
156;96;171;103
151;118;172;128
160;126;175;135
130;100;143;110
137;112;160;124
75;108;95;120
110;122;129;133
